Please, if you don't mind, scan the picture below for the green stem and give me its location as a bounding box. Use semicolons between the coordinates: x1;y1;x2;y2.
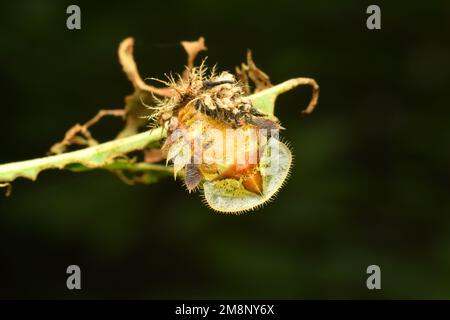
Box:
0;128;166;183
68;161;174;175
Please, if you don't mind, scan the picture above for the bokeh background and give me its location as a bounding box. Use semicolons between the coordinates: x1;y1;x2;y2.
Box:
0;0;449;299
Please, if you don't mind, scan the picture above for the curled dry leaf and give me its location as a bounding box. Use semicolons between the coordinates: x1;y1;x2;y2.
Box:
180;37;208;79
236;50;273;94
50;109;126;154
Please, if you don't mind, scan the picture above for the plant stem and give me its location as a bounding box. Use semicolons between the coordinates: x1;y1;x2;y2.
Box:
0;128;165;183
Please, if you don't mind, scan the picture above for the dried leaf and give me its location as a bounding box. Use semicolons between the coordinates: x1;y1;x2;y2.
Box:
50;109;126;154
181;37;207;78
236;50;272;94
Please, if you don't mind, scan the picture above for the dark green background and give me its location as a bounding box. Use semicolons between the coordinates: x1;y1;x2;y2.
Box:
0;0;449;299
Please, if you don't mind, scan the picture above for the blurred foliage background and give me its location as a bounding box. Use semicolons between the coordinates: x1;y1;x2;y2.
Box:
0;0;449;299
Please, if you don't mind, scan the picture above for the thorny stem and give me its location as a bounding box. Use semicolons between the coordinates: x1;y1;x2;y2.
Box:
0;128;166;184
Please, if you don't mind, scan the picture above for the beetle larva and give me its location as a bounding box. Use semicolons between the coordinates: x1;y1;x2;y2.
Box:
150;63;292;213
